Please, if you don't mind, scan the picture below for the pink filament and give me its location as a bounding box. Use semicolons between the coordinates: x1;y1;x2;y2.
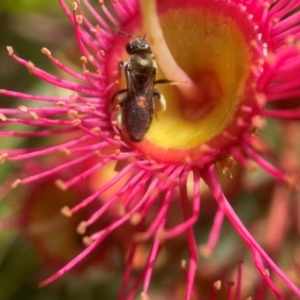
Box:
203;165;300;298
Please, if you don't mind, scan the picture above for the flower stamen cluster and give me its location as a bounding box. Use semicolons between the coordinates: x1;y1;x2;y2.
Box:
1;0;300;299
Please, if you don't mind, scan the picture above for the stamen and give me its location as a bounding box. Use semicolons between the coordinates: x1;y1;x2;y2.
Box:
199;208;224;257
0;153;8;163
60;206;73;218
129;212;142;225
6;46;13;56
0;113;7;121
214;280;221;290
18;105;28;112
11;179;21;188
77;221;87;234
83;236;93;246
181;259;187;269
140;292;150;300
29;112;39;120
55;179;68;191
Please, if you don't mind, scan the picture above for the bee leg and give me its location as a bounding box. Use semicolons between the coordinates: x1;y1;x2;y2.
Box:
115;105;124;130
110;90;127;131
155;79;186;85
118;61;127;77
110;89;127;111
155;79;173;85
153;89;166;120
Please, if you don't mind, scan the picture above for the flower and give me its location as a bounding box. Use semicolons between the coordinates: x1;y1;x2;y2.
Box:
1;0;300;299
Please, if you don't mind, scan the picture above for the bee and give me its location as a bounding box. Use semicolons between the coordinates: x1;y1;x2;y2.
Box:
111;34;169;142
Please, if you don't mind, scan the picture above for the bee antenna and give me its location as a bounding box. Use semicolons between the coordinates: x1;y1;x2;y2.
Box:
116;30;133;39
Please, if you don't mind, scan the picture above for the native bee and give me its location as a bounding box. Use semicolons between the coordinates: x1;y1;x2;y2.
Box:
111;35;169;142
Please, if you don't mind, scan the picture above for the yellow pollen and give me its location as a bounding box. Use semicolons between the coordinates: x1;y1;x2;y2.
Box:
213;280;222;290
0;113;7;121
56;101;66;107
59;147;71;155
55;179;68;191
6;46;13;56
60;206;73;217
255;93;267;107
27;62;35;72
91;126;101;132
72;119;81;126
83;236;93;246
72;1;78;11
76;15;83;24
80;56;88;64
0;153;8;163
69;93;78;100
181;259;187;269
140;292;150;300
11;179;21;188
30;112;39;120
77;221;87;234
41;47;51;56
88;55;94;62
67;109;79;119
252;116;266;129
129;212;142;225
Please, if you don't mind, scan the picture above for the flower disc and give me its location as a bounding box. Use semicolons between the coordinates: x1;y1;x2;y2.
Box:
108;0;264;164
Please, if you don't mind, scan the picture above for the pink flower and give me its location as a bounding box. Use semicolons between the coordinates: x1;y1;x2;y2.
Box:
1;0;300;299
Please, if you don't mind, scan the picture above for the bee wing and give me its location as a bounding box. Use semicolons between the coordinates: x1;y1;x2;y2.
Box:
125;67;156;96
124;69;155;142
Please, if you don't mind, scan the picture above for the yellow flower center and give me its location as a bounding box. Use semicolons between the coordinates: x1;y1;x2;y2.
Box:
147;9;251;148
107;1;261;164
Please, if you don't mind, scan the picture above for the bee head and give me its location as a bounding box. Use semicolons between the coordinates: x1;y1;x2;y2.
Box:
125;37;152;55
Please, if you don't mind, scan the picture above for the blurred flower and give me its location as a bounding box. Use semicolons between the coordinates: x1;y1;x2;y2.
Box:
1;0;300;299
22;170;101;272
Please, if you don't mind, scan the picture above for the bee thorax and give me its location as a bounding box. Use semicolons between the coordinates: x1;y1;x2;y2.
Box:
129;54;154;74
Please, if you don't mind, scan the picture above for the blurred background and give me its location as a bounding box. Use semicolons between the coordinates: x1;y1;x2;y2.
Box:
0;1;299;300
0;1;122;299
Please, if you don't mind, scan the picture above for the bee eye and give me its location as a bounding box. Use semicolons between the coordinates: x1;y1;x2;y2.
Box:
126;43;134;54
145;45;151;53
